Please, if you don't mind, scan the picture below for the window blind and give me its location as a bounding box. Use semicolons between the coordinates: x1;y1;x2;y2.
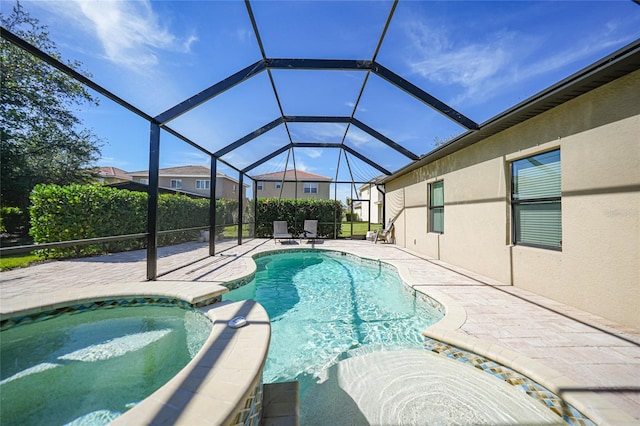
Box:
430;181;444;233
512;150;561;249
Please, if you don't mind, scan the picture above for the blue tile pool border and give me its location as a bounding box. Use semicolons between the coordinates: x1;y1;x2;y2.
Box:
0;295;221;331
424;337;596;426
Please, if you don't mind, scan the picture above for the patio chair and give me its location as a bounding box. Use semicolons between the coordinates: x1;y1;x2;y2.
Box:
299;219;318;243
375;220;394;244
273;221;293;244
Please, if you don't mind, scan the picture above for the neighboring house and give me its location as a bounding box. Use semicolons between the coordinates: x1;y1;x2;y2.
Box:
253;169;332;199
127;165;245;200
382;53;640;329
95;166;131;184
355;183;383;224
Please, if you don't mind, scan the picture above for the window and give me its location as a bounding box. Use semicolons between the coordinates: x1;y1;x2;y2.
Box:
139;178;149;185
303;182;318;194
511;149;561;250
429;181;444;233
275;182;282;189
196;180;210;189
170;179;182;189
257;182;263;191
232;185;236;193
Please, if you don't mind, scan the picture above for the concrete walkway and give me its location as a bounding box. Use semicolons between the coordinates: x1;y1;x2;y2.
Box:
1;238;638;424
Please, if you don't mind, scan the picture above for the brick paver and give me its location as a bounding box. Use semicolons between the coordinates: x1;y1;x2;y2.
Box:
2;238;638;422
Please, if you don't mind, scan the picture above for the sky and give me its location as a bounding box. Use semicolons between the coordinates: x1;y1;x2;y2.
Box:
6;0;640;201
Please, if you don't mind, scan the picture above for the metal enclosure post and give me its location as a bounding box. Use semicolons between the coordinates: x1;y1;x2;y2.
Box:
333;181;338;239
209;159;217;256
253;181;258;238
146;123;160;280
238;174;244;245
368;196;372;232
350;184;354;237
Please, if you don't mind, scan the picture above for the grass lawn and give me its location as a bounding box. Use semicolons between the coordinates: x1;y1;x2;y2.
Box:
0;252;44;271
339;221;381;238
222;224;253;238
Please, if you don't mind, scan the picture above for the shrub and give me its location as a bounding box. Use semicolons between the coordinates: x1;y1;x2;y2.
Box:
30;184;147;257
0;206;25;234
255;198;343;238
29;184;221;258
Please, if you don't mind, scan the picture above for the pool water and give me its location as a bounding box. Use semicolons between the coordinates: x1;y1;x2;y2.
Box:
0;305;211;426
223;251;443;389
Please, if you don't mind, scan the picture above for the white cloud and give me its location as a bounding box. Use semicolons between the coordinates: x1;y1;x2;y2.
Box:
403;15;640;107
345;128;373;147
304;149;322;159
37;0;197;72
405;20;515;103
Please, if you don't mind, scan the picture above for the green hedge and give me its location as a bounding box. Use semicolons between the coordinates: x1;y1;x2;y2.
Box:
29;184;238;258
255;198;343;238
0;206;25;234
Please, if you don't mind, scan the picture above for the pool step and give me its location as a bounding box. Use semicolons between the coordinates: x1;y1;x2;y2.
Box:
262;381;299;426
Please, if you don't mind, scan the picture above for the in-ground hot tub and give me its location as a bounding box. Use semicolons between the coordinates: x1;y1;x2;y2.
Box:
1;284;271;426
1;300;212;425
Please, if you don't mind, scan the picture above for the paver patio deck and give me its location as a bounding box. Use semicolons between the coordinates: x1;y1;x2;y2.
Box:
1;238;638;424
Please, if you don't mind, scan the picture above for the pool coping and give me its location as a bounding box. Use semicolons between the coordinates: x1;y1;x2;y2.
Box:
113;299;270;426
393;259;636;426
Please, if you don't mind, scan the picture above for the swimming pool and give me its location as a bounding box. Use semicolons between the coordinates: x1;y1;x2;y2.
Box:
0;303;211;426
223;249;597;425
223;250;443;389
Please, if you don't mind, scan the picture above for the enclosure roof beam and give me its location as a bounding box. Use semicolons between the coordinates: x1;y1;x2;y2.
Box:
241;144;291;173
292;142;342;148
342;145;391;175
371;62;479;130
155;60;267;124
284;116;350;123
266;58;373;70
1;27;154;123
350;118;419;160
214;117;284;158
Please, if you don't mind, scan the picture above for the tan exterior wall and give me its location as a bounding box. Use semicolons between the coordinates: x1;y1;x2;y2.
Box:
385;69;640;328
257;181;331;199
131;175;245;200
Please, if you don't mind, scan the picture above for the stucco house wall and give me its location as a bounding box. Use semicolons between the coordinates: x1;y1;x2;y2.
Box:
254;170;332;200
257;181;331;199
127;166;245;201
357;184;383;224
385;69;640;328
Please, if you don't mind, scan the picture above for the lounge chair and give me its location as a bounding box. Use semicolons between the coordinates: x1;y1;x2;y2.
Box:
299;220;318;243
375;220;394;244
273;221;293;244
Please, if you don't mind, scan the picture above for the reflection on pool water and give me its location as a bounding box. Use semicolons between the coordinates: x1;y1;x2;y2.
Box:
224;251;444;385
0;305;211;426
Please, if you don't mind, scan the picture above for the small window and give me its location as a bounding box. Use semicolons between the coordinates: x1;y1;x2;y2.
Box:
196;180;210;189
170;179;182;189
429;181;444;233
233;184;236;193
257;182;263;191
511;149;561;249
139;178;149;185
303;182;318;194
275;182;282;189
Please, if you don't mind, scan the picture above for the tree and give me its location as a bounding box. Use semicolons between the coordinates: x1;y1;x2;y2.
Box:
1;2;102;214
